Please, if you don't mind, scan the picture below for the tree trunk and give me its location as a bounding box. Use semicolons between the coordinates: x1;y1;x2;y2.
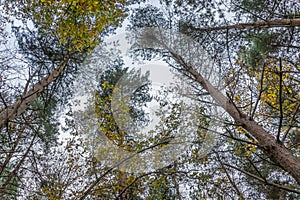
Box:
169;50;300;184
0;134;36;193
190;18;300;32
0;54;69;130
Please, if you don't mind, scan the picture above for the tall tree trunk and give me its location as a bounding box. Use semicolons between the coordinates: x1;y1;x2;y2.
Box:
189;18;300;32
0;54;70;130
167;48;300;184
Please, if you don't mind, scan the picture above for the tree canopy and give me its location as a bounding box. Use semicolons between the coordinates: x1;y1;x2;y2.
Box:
1;0;300;199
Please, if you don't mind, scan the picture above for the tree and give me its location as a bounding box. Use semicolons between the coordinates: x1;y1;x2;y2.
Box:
2;0;300;198
1;0;127;130
167;44;300;183
0;0;130;197
127;0;300;198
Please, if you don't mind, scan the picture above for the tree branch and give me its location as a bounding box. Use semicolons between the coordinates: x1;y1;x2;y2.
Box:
189;18;300;32
224;163;300;194
277;57;283;142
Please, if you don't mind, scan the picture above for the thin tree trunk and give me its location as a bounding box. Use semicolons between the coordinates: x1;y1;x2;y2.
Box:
0;54;70;130
190;18;300;32
0;125;26;176
0;134;37;193
167;49;300;184
172;161;182;200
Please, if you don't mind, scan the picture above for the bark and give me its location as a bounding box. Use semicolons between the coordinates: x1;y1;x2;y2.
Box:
167;49;300;184
190;18;300;32
0;54;70;130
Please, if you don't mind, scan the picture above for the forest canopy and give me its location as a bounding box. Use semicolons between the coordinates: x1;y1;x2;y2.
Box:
0;0;300;199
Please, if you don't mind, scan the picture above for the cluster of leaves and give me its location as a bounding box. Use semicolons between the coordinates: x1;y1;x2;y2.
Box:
94;65;152;152
240;58;299;151
225;44;300;198
5;0;127;51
